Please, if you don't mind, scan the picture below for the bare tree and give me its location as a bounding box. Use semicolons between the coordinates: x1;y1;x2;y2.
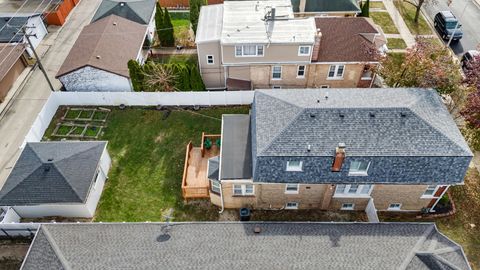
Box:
402;0;437;23
143;63;177;92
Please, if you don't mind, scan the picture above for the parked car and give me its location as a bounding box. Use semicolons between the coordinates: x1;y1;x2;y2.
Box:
461;50;479;71
434;11;463;41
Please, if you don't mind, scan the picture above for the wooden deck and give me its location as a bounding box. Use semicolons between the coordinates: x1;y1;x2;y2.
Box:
182;133;221;200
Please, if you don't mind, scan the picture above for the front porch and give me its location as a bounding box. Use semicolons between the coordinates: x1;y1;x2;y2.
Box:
182;133;221;200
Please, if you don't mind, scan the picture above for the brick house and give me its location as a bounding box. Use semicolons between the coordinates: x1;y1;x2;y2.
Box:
195;0;385;90
205;88;472;213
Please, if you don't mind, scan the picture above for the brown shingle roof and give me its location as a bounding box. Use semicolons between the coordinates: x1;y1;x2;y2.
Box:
314;17;382;62
56;14;146;78
0;44;25;81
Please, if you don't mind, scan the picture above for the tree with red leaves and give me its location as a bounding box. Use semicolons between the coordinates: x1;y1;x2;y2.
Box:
460;54;480;128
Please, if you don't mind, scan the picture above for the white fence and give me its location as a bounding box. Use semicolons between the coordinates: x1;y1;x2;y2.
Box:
23;91;254;144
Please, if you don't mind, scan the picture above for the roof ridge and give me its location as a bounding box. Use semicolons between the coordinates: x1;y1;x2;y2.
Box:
41;226;72;270
398;224;435;270
122;2;147;24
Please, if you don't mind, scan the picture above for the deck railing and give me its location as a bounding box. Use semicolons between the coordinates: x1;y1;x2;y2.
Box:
181;142;193;199
182;141;211;200
200;132;221;157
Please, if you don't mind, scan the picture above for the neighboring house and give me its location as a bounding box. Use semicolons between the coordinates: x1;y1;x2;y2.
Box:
0;44;28;103
291;0;361;17
56;15;147;92
21;223;472;269
91;0;156;43
0;13;48;57
204;88;472;213
0;141;111;218
195;1;384;90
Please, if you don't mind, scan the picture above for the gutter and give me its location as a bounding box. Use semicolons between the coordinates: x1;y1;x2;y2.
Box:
218;181;225;214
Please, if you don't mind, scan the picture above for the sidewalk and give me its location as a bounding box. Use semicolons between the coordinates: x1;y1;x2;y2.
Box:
0;0;101;188
382;0;416;47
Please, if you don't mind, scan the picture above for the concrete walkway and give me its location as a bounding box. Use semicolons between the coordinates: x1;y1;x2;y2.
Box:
382;0;416;47
0;0;102;188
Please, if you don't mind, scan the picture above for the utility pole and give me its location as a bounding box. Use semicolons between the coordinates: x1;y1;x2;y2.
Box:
22;27;55;92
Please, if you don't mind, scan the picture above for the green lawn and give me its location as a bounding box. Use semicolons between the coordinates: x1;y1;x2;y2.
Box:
92;106;250;221
387;52;406;66
393;0;432;35
387;38;407;49
370;12;400;34
370;1;385;9
379;168;480;270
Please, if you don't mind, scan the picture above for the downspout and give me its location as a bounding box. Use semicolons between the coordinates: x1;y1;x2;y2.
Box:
429;185;450;212
218;181;225;213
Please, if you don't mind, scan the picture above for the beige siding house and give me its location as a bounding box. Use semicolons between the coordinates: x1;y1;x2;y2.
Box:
195;0;385;90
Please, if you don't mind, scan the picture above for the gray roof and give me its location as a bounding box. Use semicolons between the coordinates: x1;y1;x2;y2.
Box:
0;13;42;43
207;156;219;180
220;115;252;180
91;0;156;25
22;222;471;270
291;0;361;13
0;141;107;206
253;88;472;157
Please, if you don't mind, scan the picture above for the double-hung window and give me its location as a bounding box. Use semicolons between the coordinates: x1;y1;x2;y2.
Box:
422;185;438;197
286;161;302;171
298;46;311;56
235;45;264;57
285;184;300;194
349;161;370;176
233;184;255;196
206;55;214;64
272;66;282;79
327;64;345;79
211;180;221;194
388;203;402;210
335;184;372;196
297;65;306;78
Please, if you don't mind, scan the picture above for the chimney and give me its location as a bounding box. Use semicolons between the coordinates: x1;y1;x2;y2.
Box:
270;6;276;20
331;143;346;172
311;29;322;62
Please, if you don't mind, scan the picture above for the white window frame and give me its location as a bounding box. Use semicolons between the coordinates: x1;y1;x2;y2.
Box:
285;184;300;194
334;184;373;197
327;64;345;80
341;203;355;210
348;161;370;176
206;55;214;65
421;185;439;198
286;161;303;172
234;45;264;57
388;203;402;211
285;202;299;209
272;65;282;80
297;65;306;78
298;45;311;56
232;184;255;196
211;180;220;194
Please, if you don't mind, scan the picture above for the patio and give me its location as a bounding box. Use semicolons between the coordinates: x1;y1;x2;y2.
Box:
182;133;221;200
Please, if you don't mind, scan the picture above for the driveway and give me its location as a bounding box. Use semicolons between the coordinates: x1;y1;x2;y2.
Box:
0;0;101;187
423;0;480;55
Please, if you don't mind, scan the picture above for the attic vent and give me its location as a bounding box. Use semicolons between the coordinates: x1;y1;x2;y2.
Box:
96;55;101;59
369;112;375;118
400;112;407;117
113;22;117;26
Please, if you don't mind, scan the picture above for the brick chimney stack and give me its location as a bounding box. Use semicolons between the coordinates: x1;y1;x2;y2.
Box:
331;143;346;172
311;28;322;62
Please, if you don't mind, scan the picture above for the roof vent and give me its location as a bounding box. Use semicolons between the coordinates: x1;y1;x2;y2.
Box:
317;99;320;103
369;112;375;118
253;226;261;234
400;112;407;117
120;2;125;6
156;234;171;242
325;92;329;100
309;113;315;118
96;55;101;59
47;158;54;162
307;144;311;152
339;113;344;118
113;22;117;26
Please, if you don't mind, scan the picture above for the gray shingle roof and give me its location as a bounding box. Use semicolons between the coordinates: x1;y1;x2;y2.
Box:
91;0;156;25
207;156;219;180
0;13;41;43
21;222;471;270
253;88;472;157
0;141;106;205
291;0;361;13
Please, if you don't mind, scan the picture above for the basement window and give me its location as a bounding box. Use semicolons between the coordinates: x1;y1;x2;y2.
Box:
341;203;354;210
388;203;402;210
285;202;299;209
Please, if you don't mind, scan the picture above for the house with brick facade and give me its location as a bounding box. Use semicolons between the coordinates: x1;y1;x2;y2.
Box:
195;0;385;90
186;88;473;214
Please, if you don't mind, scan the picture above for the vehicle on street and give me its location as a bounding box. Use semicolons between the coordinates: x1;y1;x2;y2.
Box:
461;50;479;71
434;11;463;41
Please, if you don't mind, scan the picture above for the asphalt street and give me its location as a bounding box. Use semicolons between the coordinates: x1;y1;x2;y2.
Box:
424;0;480;55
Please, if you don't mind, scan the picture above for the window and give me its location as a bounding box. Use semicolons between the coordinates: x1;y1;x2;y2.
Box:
341;203;354;210
349;161;370;176
297;65;305;78
388;203;402;210
235;45;264;57
272;85;282;89
327;65;345;79
206;55;214;64
286;161;302;171
233;184;255;196
298;46;311;56
335;184;372;196
320;85;330;88
423;185;438;197
285;202;299;209
272;66;282;79
211;180;220;194
285;184;299;194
